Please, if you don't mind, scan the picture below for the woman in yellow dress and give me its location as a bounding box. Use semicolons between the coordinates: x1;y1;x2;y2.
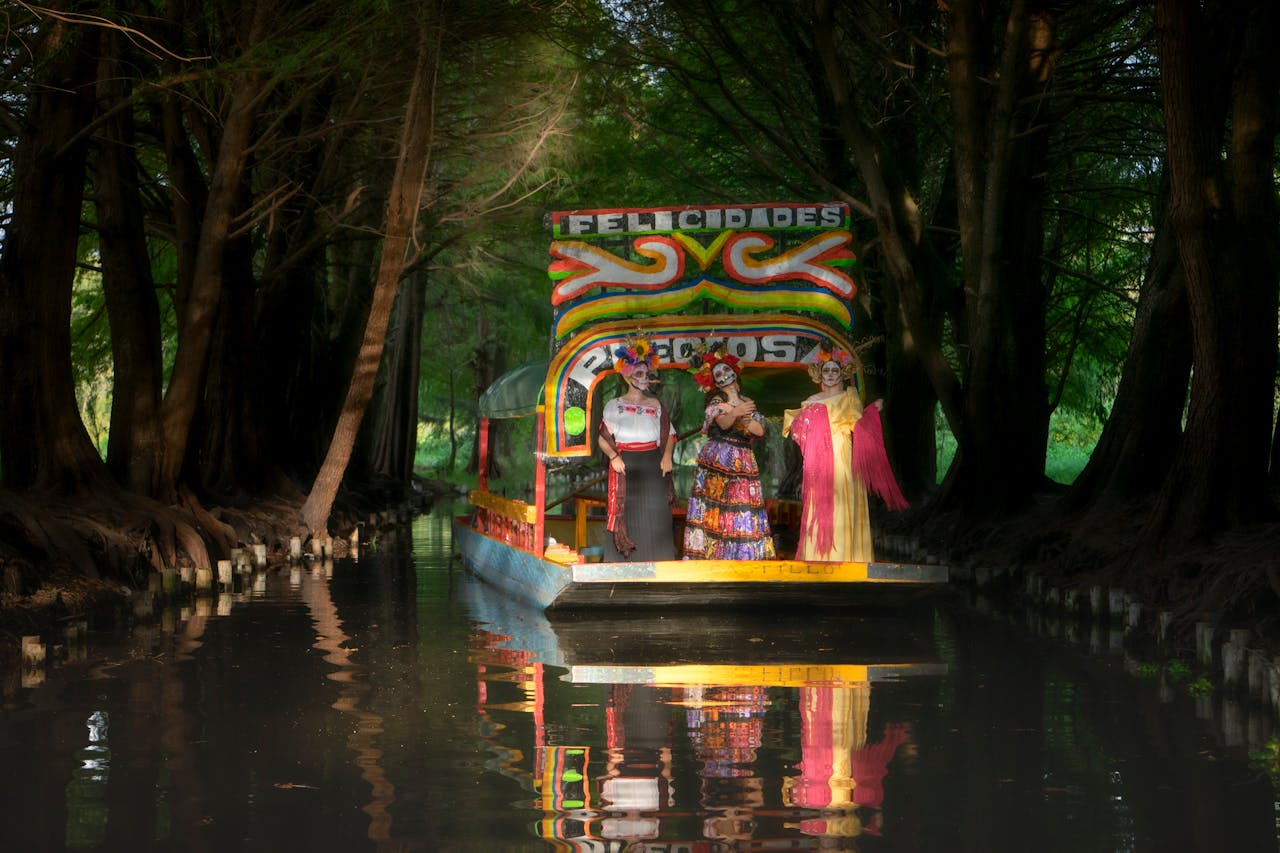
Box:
782;345;906;562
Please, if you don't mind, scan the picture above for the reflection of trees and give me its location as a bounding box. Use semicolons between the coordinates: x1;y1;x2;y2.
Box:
298;569;399;847
3;600;211;848
157;602;211;846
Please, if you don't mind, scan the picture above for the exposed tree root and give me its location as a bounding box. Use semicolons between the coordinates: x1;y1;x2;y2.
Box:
907;486;1280;655
0;477;440;645
9;473;1271;658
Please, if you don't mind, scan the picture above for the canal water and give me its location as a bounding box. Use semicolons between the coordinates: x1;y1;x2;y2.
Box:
1;504;1277;852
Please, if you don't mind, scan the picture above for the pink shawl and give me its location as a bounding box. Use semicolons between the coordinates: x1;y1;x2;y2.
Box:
852;405;908;511
792;403;837;556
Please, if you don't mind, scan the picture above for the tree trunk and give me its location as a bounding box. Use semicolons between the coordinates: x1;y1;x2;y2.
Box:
361;270;426;482
195;237;270;498
1271;411;1280;484
0;14;111;492
253;82;354;490
448;367;458;474
157;3;271;500
1143;0;1280;543
810;0;958;499
256;241;348;487
466;311;501;479
96;35;165;495
1067;181;1191;512
301;23;441;535
938;0;1059;512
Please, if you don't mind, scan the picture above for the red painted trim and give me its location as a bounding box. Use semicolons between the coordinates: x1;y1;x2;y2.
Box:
534;412;546;558
478;417;490;491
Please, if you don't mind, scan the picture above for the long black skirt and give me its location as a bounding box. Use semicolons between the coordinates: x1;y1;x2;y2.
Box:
603;448;676;562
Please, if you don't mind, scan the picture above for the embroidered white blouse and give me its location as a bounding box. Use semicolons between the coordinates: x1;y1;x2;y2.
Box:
601;397;675;445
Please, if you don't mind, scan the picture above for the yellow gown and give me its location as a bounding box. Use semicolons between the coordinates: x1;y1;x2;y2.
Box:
782;386;874;562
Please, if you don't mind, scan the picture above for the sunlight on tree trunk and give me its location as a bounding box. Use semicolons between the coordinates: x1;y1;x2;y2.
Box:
301;22;441;536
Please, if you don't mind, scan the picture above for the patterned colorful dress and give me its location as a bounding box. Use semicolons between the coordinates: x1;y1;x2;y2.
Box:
682;398;775;560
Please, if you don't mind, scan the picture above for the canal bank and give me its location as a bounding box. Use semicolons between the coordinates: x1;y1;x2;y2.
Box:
879;496;1280;775
6;489;1280;742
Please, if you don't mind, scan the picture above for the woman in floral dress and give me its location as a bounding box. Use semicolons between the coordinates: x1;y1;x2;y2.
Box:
682;345;775;561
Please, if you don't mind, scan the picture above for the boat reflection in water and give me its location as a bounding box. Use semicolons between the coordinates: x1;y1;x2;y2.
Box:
462;572;945;851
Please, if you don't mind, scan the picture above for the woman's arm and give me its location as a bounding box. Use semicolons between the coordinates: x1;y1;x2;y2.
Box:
598;429;625;472
713;398;758;430
660;430;674;474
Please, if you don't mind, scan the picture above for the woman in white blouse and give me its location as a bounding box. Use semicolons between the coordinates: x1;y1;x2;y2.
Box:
598;338;676;561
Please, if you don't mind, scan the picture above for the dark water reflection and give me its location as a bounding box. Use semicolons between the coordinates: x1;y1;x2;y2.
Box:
1;505;1276;851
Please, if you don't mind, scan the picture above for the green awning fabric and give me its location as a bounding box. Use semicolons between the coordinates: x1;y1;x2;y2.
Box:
478;360;548;419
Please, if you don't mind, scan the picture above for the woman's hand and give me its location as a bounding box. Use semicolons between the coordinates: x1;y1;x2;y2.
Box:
609;454;625;473
660;456;673;475
717;400;755;419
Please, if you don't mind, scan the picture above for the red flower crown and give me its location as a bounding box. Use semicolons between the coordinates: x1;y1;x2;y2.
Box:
688;341;740;391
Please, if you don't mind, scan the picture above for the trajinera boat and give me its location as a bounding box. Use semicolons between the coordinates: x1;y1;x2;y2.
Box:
453;202;948;609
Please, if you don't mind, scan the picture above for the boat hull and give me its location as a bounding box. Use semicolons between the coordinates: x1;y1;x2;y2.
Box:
453;516;949;610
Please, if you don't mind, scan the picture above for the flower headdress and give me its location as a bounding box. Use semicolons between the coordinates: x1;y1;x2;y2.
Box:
687;340;741;391
613;333;658;380
807;339;857;384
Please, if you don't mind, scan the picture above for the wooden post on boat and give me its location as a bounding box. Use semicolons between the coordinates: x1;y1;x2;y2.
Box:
478;416;491;493
533;407;546;558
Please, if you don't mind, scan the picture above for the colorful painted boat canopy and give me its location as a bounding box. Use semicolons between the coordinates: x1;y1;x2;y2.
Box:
541;202;861;457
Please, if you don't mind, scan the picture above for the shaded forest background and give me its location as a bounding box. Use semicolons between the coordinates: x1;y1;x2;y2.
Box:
1;0;1279;637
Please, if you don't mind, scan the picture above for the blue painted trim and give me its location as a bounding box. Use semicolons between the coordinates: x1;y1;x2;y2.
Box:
452;520;572;609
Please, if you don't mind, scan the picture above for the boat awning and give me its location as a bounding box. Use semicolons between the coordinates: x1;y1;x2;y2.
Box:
478;360;547;419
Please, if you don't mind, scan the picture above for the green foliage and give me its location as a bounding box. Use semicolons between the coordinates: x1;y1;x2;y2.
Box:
4;0;1200;528
935;416;957;484
416;229;551;477
414;424;474;478
484;417;538;498
1186;676;1214;698
70;265;112;457
1164;659;1192;684
68;224;183;460
1133;659;1216;698
936;401;1101;486
1141;659;1213;697
1046;408;1102;485
1249;737;1280;783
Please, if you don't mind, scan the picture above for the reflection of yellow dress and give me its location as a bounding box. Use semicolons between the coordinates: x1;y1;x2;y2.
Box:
783;387;873;562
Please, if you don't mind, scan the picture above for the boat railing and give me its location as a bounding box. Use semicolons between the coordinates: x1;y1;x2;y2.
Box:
469;490;538;552
471;489;808;564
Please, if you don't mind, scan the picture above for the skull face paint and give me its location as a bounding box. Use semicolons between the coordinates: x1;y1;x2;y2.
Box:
712;362;738;388
819;361;844;389
628;363;651;391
